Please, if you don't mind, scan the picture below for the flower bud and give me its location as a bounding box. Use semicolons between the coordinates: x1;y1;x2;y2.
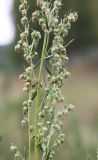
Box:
23;87;29;92
67;13;78;23
26;55;32;63
20;31;29;40
28;99;32;105
10;144;17;153
41;2;48;12
18;40;23;45
19;4;24;12
25;82;30;87
15;44;21;52
32;11;40;20
34;52;38;59
19;74;25;80
15;152;20;160
68;104;75;111
31;31;41;40
25;67;32;74
66;22;71;29
64;71;70;78
23;0;27;6
22;42;28;49
21;16;28;25
23;106;28;114
21;119;27;127
42;23;47;30
22;9;27;16
39;18;45;25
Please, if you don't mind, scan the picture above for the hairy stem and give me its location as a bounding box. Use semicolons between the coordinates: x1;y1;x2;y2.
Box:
34;31;49;160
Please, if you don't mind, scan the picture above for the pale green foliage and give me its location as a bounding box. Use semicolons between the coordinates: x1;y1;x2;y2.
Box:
10;0;78;160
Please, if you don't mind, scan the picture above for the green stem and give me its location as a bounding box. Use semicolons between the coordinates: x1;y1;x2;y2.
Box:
28;102;31;160
28;62;35;160
28;83;32;160
34;31;49;160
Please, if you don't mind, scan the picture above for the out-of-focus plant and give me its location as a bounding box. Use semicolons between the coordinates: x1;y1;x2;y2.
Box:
10;0;78;160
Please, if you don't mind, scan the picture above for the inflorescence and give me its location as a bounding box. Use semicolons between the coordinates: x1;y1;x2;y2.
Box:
10;0;78;160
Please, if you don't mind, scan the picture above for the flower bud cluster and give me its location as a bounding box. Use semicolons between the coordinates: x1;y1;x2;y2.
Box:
34;2;77;159
32;9;49;32
38;83;64;140
53;0;62;10
41;133;65;160
19;66;38;96
53;134;65;148
48;134;65;159
32;11;41;21
15;0;29;53
67;12;78;23
14;0;78;160
10;144;20;160
41;1;50;14
21;81;37;127
49;49;70;88
50;12;78;36
21;100;28;127
19;0;28;26
47;16;72;87
15;0;42;65
50;104;75;135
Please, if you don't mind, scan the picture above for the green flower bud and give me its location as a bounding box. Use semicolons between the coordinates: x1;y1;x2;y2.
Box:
57;111;63;118
25;82;30;87
68;104;75;111
22;42;28;49
15;44;21;52
54;1;62;9
22;9;27;16
44;105;48;110
23;86;29;92
21;119;27;127
10;144;17;153
39;18;45;25
15;152;20;160
39;110;45;118
26;55;32;63
23;101;27;106
34;52;38;59
18;40;23;45
20;32;28;40
64;71;70;78
32;11;40;20
31;31;41;40
66;22;71;29
49;154;54;159
19;4;24;12
42;23;47;30
68;13;78;23
23;106;28;114
21;16;28;25
28;99;32;105
25;67;32;74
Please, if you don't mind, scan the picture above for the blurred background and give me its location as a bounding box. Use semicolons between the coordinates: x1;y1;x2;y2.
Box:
0;0;98;160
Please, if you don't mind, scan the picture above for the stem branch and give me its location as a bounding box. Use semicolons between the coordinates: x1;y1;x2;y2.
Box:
34;31;49;160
